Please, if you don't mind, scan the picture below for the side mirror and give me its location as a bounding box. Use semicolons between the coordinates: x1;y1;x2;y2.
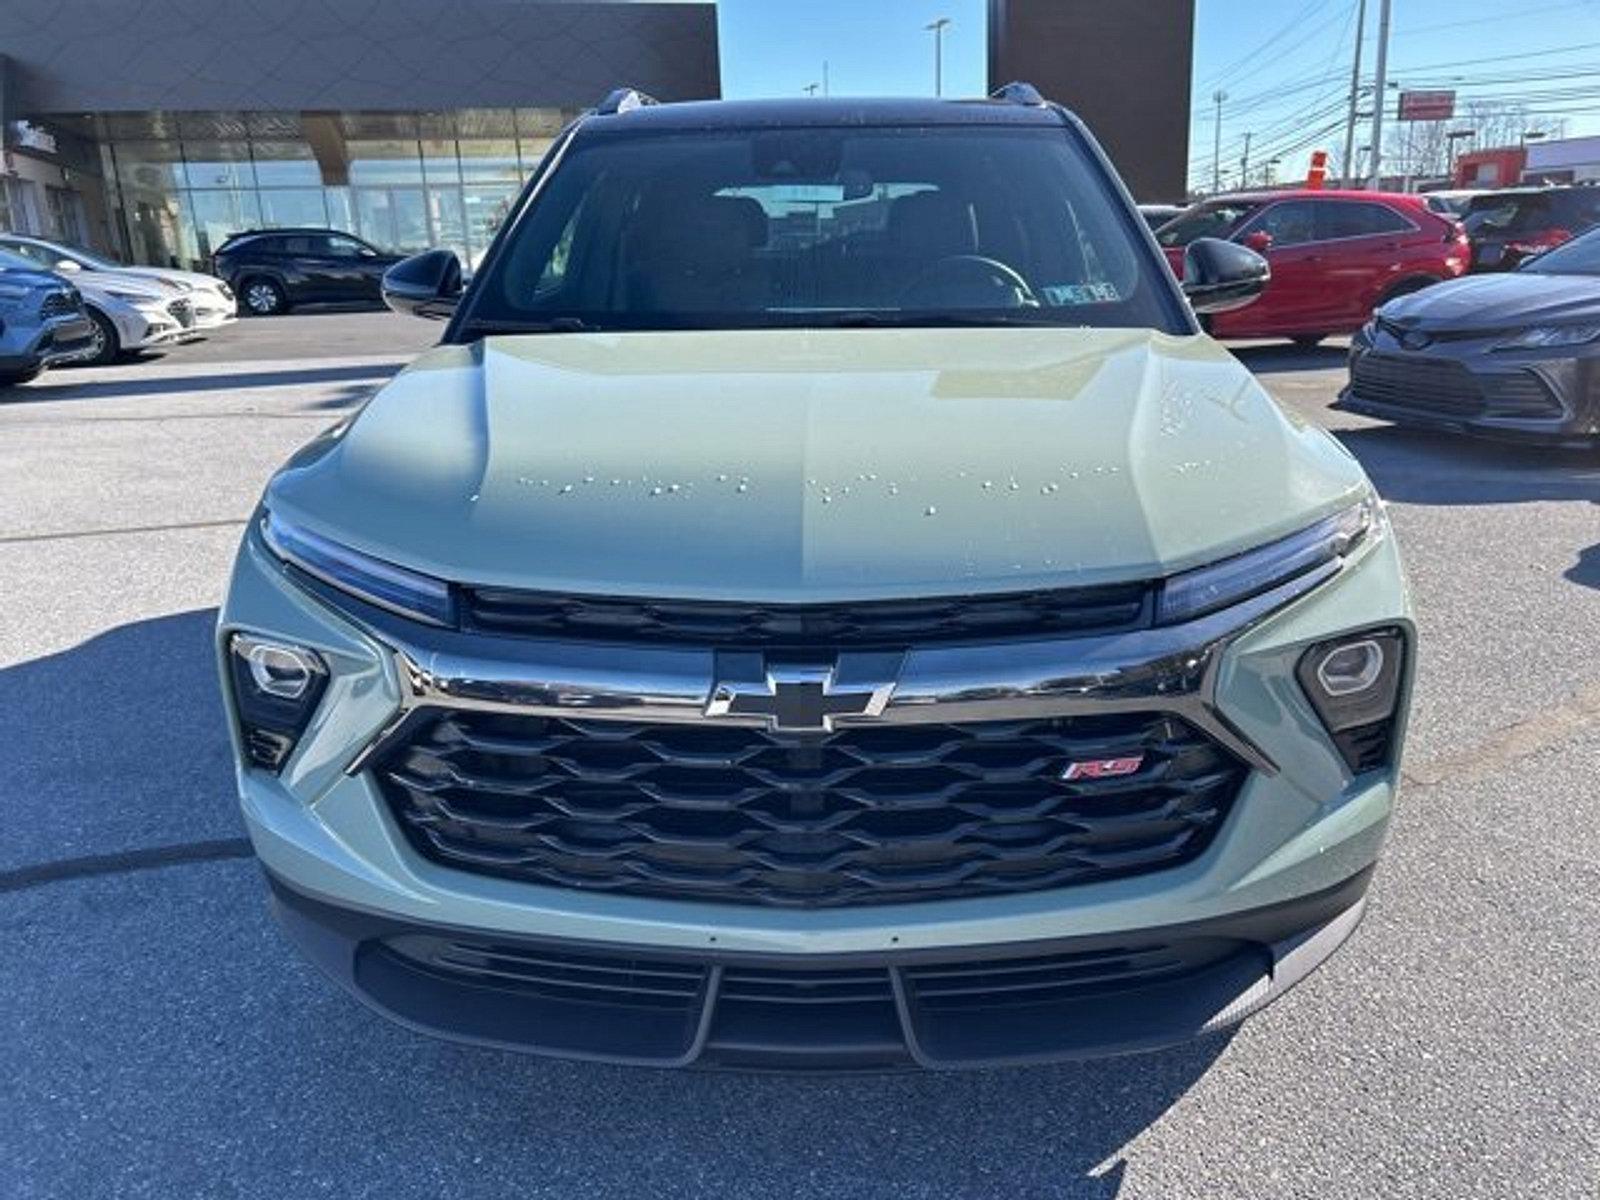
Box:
1182;237;1270;315
1240;230;1274;253
382;249;463;320
54;258;82;272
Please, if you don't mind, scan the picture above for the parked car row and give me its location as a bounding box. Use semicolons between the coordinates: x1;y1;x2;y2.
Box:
0;233;237;381
1155;188;1470;344
1152;184;1600;347
1338;223;1600;446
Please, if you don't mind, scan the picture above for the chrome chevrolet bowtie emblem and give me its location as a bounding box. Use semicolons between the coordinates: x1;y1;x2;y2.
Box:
706;656;899;732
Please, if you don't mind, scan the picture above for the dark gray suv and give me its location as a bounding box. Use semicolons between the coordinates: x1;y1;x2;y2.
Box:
211;228;401;315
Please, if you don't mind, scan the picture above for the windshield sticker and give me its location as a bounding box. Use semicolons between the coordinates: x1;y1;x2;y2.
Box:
1044;282;1122;305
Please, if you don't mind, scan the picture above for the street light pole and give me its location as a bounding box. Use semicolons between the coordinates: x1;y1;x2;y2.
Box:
1341;0;1367;186
1240;131;1253;191
926;18;951;97
1212;89;1228;194
1367;0;1392;188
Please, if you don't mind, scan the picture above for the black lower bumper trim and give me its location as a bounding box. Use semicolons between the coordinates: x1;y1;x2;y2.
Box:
1335;390;1597;447
265;866;1373;1071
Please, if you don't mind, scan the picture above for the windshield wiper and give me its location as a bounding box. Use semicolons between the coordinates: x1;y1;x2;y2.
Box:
825;311;1055;328
468;316;602;335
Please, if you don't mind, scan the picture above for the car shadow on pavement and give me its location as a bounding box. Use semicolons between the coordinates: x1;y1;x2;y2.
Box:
1334;426;1600;593
0;609;244;879
1;362;406;406
1229;343;1349;375
2;607;1233;1197
1335;425;1600;506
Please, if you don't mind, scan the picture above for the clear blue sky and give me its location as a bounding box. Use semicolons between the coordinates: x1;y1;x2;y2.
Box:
718;0;987;100
716;0;1600;192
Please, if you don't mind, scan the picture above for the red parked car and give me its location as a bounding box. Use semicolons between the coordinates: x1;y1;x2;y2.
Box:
1156;189;1470;345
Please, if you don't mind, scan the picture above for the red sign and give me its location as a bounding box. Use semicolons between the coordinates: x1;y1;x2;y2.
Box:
1398;90;1456;121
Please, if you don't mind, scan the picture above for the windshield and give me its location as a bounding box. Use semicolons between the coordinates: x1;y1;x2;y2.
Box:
461;124;1183;334
1155;202;1258;247
0;248;49;274
1463;195;1536;235
3;237;120;270
1520;226;1600;275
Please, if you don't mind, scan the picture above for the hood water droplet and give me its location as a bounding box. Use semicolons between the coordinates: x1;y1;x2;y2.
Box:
559;484;573;494
650;486;663;496
924;505;937;516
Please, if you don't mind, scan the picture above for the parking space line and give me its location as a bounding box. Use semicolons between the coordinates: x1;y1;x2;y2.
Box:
0;517;248;545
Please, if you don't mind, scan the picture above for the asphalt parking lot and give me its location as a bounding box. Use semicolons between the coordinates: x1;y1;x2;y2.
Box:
2;313;1598;1199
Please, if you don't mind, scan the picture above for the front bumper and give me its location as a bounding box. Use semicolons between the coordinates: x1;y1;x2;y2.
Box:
221;507;1411;1067
0;311;95;371
267;863;1372;1070
1337;334;1600;445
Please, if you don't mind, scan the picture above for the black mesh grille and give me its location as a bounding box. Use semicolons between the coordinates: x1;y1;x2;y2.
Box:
462;583;1151;647
1352;353;1485;416
376;709;1245;908
167;298;195;328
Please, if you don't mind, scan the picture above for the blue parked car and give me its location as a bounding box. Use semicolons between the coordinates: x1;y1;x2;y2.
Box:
0;249;95;388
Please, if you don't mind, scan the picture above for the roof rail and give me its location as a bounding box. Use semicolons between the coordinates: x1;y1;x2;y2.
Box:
989;81;1046;106
594;88;660;116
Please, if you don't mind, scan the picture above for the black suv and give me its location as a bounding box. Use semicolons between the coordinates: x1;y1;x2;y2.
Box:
212;229;401;315
1463;186;1600;272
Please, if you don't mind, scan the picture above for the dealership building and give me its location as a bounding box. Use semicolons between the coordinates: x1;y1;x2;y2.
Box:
0;0;1191;271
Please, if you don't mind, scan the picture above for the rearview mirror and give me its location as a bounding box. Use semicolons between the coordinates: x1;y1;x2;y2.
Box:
382;249;463;320
1182;237;1270;314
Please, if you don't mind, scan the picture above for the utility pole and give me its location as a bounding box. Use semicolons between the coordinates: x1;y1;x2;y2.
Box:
803;82;819;97
822;60;830;97
926;18;951;98
1341;0;1367;187
1367;0;1392;189
1240;131;1253;190
1212;89;1228;194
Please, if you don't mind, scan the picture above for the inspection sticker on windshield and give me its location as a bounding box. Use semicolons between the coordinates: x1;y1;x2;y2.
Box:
1044;282;1122;305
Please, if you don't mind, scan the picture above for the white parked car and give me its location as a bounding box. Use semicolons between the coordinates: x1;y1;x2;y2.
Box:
0;234;236;348
0;242;187;365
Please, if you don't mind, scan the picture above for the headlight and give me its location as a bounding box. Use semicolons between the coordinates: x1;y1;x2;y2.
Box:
1156;500;1374;625
261;510;454;626
105;288;155;303
0;281;31;309
1498;323;1600;350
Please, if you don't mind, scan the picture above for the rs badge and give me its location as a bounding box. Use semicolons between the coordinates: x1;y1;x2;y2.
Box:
1062;755;1145;781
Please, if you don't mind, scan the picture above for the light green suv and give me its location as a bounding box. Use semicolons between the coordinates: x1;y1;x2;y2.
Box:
218;85;1412;1070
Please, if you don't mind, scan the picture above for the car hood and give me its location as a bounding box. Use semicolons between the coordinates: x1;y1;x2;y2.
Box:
71;272;172;302
264;328;1368;601
1380;270;1600;330
0;266;70;291
117;265;228;293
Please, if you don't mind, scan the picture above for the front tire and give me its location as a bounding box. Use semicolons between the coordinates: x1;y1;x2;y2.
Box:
240;277;287;317
80;307;122;366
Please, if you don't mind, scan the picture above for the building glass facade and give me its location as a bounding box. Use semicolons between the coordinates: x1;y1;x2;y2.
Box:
90;108;579;271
